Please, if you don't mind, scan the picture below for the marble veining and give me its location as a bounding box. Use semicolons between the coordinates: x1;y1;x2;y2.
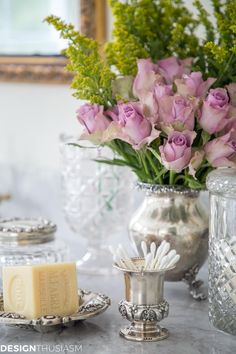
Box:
0;267;235;354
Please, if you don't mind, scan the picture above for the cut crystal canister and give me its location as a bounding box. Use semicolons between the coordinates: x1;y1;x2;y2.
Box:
206;168;236;335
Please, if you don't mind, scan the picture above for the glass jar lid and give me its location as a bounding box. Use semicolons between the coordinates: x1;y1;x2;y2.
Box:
0;217;56;245
206;168;236;195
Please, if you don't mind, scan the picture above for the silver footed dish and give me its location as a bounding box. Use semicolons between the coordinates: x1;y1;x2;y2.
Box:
0;289;111;333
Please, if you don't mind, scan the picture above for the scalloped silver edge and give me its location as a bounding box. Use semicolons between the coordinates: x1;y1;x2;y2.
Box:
0;289;111;331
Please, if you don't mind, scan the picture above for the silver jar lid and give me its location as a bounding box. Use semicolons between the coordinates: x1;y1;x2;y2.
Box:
0;217;57;245
206;168;236;195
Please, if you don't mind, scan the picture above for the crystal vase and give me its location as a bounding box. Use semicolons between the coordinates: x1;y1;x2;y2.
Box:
60;134;133;275
129;183;209;300
207;168;236;335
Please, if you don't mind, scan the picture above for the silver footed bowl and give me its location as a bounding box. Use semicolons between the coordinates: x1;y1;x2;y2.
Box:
129;183;209;300
0;289;111;333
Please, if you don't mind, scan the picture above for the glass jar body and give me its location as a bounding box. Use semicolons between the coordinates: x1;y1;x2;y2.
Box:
0;239;68;267
208;192;236;335
207;168;236;335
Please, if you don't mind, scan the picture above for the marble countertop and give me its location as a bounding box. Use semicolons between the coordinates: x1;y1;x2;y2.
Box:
0;266;235;354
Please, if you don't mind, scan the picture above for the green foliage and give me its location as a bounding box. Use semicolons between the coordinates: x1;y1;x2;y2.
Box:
203;0;236;86
107;0;236;87
45;15;115;107
106;0;201;76
103;139;210;189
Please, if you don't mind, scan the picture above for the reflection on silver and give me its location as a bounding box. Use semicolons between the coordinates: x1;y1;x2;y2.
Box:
114;258;170;342
0;289;111;333
129;183;208;300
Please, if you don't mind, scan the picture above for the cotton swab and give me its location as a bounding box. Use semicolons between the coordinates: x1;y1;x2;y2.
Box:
118;244;130;259
117;245;137;270
158;255;169;269
150;242;156;257
158;242;171;260
113;254;125;268
141;241;148;258
111;240;180;272
110;246;134;269
144;253;152;270
165;254;180;269
116;251;134;270
155;240;167;259
166;249;176;261
154;242;170;268
158;252;180;270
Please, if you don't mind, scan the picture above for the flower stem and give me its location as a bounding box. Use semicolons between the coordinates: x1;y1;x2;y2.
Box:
146;151;162;184
139;150;151;181
169;171;175;185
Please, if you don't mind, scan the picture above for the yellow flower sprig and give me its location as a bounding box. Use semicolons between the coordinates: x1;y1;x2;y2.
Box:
45;15;115;107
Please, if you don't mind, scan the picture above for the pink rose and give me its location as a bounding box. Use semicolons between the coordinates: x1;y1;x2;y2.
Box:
175;72;216;97
105;103;159;148
76;104;110;134
159;130;196;172
154;83;173;101
133;59;159;98
204;131;236;167
159;95;195;130
223;118;236;140
132;59;164;120
157;56;192;84
226;83;236;107
189;150;205;178
140;83;173;121
117;102;152;144
198;88;230;134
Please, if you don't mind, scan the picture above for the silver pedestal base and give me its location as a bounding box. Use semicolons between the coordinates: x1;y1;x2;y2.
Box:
120;322;169;342
183;264;207;301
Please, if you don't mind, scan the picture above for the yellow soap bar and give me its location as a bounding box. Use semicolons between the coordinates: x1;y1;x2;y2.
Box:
2;262;78;319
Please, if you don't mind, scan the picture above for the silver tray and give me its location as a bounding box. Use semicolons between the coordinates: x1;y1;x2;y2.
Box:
0;289;111;332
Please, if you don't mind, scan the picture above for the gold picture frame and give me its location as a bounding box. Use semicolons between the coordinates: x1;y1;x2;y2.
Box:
0;0;107;84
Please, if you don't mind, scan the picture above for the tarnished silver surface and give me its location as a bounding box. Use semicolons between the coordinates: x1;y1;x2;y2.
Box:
182;264;206;300
114;258;170;342
118;299;169;322
0;289;111;333
119;323;169;342
129;183;208;298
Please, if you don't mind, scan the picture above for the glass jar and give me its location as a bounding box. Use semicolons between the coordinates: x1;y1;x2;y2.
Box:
0;217;68;270
206;168;236;335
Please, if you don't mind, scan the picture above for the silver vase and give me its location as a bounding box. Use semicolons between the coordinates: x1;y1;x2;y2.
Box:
129;183;209;300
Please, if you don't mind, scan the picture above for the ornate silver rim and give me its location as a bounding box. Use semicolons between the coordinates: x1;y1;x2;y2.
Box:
136;182;202;196
0;289;111;331
0;217;56;245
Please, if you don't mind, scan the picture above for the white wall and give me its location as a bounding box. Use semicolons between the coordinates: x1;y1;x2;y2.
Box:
0;82;81;171
0;82;84;252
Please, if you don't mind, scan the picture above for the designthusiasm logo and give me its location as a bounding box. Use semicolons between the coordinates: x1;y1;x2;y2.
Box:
0;344;83;352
